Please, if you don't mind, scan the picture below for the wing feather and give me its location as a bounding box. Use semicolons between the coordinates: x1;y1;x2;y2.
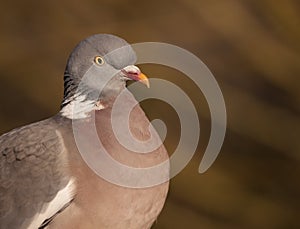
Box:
0;119;74;229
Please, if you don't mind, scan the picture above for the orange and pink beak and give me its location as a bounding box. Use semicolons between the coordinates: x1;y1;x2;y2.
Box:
121;65;150;88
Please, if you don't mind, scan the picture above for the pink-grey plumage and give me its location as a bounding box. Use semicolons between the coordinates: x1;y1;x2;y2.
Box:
0;34;169;229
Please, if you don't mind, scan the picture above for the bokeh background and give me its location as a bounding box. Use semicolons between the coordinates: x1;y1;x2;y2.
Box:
1;0;300;228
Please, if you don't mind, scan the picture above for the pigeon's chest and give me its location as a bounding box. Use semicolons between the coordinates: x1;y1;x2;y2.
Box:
63;158;169;228
83;177;169;228
57;107;169;228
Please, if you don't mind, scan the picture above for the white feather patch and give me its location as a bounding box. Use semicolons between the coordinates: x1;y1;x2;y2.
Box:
26;178;76;229
60;93;103;119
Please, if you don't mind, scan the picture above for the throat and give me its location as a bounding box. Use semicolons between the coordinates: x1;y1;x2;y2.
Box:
60;94;105;119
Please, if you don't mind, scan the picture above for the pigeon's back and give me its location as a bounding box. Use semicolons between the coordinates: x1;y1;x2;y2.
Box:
0;119;71;229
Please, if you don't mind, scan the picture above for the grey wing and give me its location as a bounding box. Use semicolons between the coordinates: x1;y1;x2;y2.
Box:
0;120;72;229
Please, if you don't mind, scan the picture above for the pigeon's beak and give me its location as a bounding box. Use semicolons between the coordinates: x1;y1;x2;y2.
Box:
121;65;150;88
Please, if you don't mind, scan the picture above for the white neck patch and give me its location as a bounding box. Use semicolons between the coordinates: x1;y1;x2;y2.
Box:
60;93;104;119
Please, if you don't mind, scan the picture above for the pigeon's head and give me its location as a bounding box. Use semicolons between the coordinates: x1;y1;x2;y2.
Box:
61;34;149;119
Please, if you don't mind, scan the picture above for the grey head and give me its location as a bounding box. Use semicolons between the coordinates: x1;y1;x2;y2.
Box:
60;34;149;119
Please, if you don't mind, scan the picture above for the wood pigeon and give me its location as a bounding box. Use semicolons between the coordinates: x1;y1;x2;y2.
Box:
0;34;169;229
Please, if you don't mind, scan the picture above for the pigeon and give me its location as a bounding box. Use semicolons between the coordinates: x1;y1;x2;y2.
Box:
0;34;169;229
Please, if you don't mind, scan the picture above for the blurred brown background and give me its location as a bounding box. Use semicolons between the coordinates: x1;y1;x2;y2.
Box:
0;0;300;228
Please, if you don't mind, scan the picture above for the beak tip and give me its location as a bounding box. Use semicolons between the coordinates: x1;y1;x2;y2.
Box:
146;82;150;88
138;73;150;88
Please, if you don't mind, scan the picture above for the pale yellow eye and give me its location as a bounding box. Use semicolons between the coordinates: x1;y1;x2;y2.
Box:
94;56;105;65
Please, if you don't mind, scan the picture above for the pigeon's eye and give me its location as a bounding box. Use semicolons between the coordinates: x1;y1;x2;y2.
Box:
94;56;105;65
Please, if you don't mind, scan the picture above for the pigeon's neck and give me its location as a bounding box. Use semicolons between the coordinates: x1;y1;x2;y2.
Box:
60;71;127;120
59;93;103;119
